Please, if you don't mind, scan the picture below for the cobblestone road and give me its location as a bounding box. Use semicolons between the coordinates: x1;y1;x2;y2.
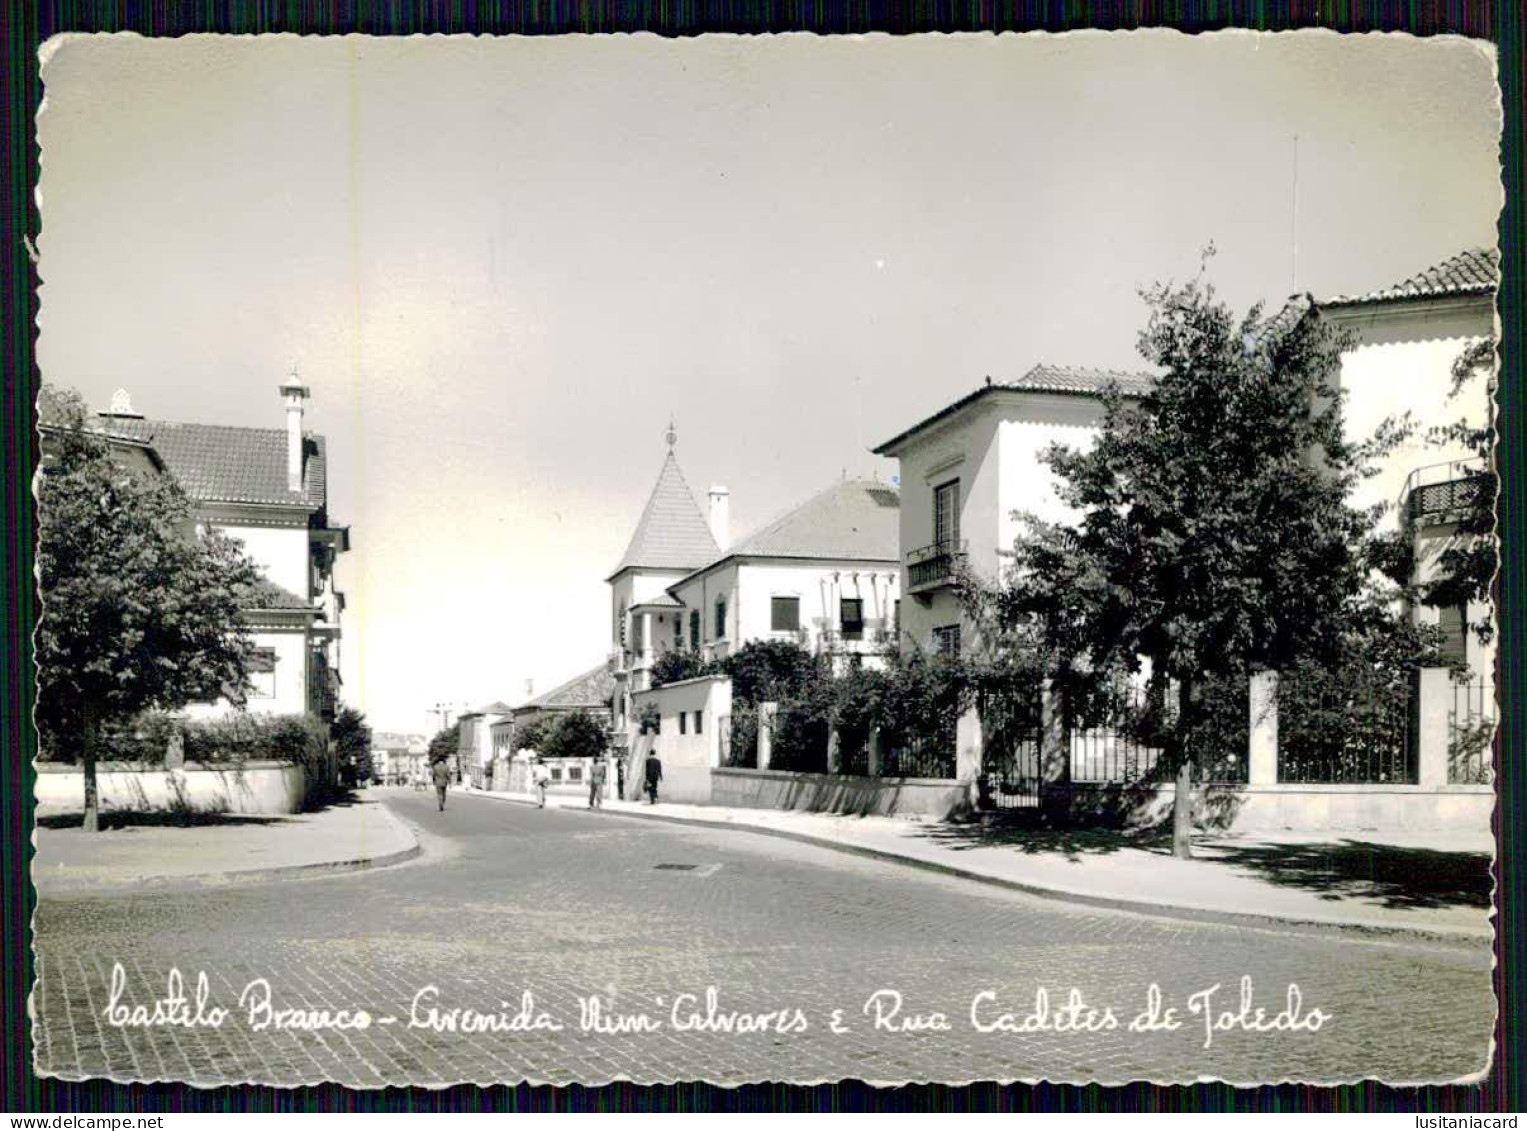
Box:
32;790;1495;1088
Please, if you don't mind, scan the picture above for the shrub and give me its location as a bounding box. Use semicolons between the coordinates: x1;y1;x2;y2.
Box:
541;710;610;760
650;651;715;687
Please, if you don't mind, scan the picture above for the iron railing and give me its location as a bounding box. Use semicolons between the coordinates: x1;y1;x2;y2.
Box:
1410;475;1487;523
880;731;957;779
1277;669;1417;784
1448;678;1494;784
906;540;968;593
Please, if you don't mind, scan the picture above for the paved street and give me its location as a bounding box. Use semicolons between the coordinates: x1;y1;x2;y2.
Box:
33;790;1495;1087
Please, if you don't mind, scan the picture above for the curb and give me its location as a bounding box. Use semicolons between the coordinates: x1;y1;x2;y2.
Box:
33;806;423;897
470;790;1492;946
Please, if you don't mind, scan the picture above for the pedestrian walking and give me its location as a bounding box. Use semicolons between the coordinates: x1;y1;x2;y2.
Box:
431;758;451;811
644;751;663;805
533;758;551;808
588;758;608;809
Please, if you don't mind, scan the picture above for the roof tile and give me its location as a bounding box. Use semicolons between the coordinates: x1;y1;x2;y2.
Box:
608;450;720;577
98;417;327;511
1324;248;1499;306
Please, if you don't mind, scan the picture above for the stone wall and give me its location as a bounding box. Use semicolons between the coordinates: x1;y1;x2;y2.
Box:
35;761;307;816
711;766;970;819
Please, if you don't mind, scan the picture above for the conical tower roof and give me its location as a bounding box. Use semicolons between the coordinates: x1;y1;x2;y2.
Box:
606;449;720;581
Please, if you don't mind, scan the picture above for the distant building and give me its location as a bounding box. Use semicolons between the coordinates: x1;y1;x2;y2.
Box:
372;732;428;785
456;701;513;786
491;662;618;761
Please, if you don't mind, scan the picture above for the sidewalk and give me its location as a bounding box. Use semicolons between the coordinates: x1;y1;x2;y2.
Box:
33;793;420;896
480;789;1494;941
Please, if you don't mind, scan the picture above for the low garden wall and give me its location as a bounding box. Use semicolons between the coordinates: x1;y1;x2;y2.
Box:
712;766;969;820
1053;781;1495;834
35;760;307;816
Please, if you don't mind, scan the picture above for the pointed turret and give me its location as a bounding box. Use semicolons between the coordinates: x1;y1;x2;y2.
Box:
605;427;721;582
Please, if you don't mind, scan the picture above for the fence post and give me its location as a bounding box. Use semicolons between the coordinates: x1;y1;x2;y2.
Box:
757;702;777;771
826;728;842;775
1416;667;1450;789
867;726;883;777
956;707;983;798
1039;680;1069;820
1248;670;1279;786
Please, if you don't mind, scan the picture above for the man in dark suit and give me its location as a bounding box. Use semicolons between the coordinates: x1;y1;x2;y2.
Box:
431;757;451;811
644;752;663;804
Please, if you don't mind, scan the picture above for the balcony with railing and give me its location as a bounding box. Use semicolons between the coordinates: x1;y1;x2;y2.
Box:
1403;459;1487;526
906;540;967;595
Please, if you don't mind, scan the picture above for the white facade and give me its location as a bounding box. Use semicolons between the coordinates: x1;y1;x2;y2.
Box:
1323;297;1492;525
668;560;899;666
884;389;1111;657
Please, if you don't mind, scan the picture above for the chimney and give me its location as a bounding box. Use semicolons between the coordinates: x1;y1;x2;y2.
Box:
278;370;311;494
524;679;535;700
708;486;730;552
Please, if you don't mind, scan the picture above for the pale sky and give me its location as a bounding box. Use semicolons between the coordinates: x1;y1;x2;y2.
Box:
36;31;1501;733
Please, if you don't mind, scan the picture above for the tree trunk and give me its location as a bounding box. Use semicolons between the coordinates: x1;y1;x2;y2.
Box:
1172;676;1194;860
82;700;101;834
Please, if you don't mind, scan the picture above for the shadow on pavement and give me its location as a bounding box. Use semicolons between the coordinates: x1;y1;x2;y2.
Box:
910;820;1171;861
1198;839;1493;910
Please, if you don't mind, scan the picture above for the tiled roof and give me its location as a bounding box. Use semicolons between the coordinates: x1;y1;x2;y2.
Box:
238;575;312;611
462;700;515;718
871;363;1155;456
1323;248;1499;307
607;450;720;579
631;593;683;609
515;662;617;714
1260;294;1316;342
97;417;327;511
682;479;900;581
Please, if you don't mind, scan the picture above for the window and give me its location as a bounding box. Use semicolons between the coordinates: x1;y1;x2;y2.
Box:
673;614;683;648
568;766;583;783
631;615;645;651
248;647;277;699
694;711;703;735
679;712;688;735
840;598;864;640
715;597;728;640
771;596;800;632
893;599;901;637
690;610;701;650
934;479;961;548
933;624;961;657
1438;605;1469;666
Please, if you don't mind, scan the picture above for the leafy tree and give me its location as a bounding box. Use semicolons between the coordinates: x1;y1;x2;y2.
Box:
966;264;1398;857
331;705;373;785
541;710;610;760
514;715;554;752
427;722;459;764
36;387;261;831
721;639;825;705
1420;336;1496;643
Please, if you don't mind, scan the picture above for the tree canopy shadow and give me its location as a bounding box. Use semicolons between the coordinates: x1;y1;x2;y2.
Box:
911;818;1172;861
1195;839;1493;911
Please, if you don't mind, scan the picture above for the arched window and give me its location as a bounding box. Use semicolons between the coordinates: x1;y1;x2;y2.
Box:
714;596;728;641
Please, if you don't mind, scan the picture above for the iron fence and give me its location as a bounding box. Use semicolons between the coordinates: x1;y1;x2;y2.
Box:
1068;684;1165;784
720;712;758;769
1448;678;1494;784
880;730;957;779
1277;669;1416;784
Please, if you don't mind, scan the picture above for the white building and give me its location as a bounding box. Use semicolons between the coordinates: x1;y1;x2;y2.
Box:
870;365;1153;657
96;380;349;721
456;700;514;786
606;431;724;730
1314;247;1497;681
666;477;901;670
